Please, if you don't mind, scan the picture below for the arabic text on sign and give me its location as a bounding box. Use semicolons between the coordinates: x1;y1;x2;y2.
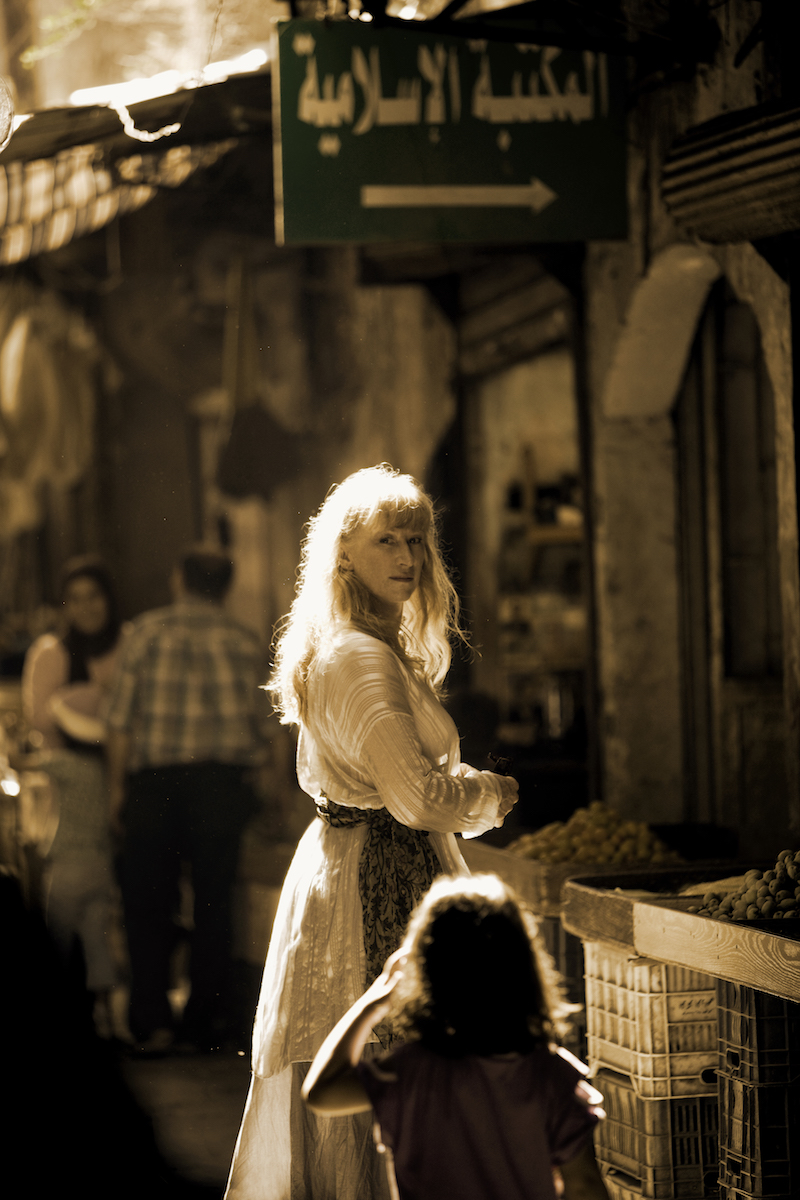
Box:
296;42;605;134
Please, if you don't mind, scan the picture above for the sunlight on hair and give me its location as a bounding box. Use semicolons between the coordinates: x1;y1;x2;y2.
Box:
269;464;468;724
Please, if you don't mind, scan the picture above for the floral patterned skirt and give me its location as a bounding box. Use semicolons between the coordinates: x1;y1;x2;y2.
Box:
224;811;467;1199
315;797;442;999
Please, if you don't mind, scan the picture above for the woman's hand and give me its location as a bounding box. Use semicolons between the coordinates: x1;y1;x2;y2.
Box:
494;774;519;826
47;688;107;745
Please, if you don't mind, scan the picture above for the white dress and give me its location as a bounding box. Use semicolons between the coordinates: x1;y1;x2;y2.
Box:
225;628;504;1200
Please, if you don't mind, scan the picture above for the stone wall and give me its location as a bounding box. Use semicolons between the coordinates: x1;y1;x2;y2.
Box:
585;0;797;841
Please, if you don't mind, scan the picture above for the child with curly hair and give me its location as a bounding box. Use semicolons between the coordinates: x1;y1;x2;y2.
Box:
303;873;609;1200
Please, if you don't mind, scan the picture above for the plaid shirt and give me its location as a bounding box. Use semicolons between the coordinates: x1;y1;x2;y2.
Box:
106;600;270;772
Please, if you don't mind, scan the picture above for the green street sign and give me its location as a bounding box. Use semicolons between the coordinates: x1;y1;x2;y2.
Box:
273;19;627;245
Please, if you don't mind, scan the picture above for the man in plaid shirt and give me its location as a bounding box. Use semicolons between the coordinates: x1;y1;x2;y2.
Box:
107;546;270;1054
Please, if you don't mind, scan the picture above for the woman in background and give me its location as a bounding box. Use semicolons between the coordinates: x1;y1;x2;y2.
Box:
225;465;519;1199
22;554;126;1038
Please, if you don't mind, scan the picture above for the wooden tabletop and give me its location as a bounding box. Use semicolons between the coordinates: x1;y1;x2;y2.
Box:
562;871;800;1002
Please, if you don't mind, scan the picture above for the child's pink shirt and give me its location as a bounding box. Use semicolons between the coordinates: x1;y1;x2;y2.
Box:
357;1040;602;1200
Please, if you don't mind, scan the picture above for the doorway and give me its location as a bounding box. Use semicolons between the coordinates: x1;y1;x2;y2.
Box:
676;279;788;855
463;346;590;831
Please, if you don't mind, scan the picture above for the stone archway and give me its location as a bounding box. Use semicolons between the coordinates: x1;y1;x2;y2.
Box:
591;240;797;833
602;243;721;419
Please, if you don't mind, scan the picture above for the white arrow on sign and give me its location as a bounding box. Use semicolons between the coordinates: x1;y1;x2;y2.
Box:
360;178;557;213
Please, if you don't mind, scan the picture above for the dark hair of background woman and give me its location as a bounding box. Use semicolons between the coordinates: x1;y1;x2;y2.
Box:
59;555;121;684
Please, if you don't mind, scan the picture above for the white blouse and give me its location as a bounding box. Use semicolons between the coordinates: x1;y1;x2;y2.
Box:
297;627;503;838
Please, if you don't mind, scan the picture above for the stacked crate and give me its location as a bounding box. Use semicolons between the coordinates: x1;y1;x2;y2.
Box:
715;981;800;1199
593;1069;720;1200
537;913;586;1058
583;941;720;1199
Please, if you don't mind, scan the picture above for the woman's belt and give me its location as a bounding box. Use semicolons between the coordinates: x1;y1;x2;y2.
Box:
315;796;442;1001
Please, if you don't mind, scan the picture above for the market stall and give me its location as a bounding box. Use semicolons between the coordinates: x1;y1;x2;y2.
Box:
462;816;800;1200
562;863;800;1200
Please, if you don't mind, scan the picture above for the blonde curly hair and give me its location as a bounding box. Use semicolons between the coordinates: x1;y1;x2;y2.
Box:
269;464;467;725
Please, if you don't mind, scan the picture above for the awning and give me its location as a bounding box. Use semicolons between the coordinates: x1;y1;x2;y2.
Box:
0;70;271;266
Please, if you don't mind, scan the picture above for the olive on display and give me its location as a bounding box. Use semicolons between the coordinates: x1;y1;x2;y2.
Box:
507;800;679;866
687;849;800;920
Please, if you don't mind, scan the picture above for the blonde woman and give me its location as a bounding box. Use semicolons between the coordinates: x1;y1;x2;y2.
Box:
225;465;519;1200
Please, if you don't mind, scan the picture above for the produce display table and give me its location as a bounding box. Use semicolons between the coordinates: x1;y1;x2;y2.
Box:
460;838;614;918
561;868;800;1200
561;869;800;1004
459;844;800;1196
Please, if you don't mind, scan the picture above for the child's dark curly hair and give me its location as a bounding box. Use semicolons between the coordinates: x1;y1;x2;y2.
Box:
387;873;576;1057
